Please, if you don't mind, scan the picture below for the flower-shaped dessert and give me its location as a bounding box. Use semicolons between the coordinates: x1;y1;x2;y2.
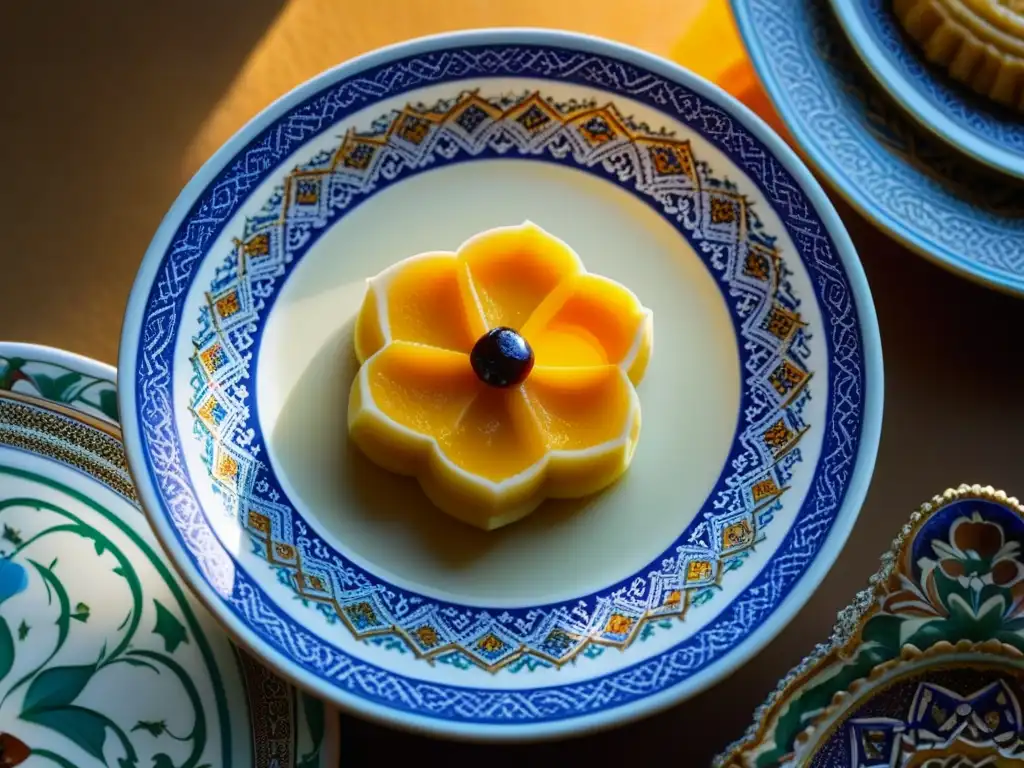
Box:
348;221;653;530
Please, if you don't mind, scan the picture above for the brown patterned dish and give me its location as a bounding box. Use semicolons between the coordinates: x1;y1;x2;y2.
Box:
895;0;1024;110
717;484;1024;767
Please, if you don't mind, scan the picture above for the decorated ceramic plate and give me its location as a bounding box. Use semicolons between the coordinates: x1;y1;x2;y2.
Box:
731;0;1024;296
0;343;339;767
118;29;882;740
828;0;1024;180
716;485;1024;767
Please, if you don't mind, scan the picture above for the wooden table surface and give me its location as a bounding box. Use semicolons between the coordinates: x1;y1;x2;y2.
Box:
3;1;1022;763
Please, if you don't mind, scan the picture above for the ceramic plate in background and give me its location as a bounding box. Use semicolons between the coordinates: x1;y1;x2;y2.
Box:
828;0;1024;180
731;0;1024;296
0;342;339;767
716;485;1024;767
118;29;882;740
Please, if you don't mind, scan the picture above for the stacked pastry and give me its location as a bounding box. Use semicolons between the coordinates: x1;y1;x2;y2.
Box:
895;0;1024;110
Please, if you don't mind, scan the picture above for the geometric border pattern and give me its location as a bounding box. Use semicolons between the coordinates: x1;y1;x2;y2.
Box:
131;43;866;723
0;395;135;503
188;89;813;673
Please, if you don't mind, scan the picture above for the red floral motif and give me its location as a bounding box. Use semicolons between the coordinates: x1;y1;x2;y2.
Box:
0;733;29;767
882;511;1024;620
951;516;1004;557
934;514;1024;592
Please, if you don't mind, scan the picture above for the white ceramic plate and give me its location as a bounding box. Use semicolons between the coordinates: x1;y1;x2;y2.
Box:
118;29;883;740
0;342;339;766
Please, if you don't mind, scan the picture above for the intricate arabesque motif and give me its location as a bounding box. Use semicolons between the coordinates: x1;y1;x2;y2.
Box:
0;397;135;502
0;354;118;424
188;89;813;672
262;532;725;671
737;0;1024;287
716;486;1024;768
0;359;327;767
237;646;329;767
237;650;293;767
134;43;865;722
806;652;1024;767
0;465;224;766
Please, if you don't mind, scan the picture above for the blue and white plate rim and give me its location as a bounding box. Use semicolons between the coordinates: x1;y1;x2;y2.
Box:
827;0;1024;181
730;0;1024;297
117;28;884;740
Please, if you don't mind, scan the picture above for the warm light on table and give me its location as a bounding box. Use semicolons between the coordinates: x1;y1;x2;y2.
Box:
670;0;788;137
6;1;1024;762
185;0;786;171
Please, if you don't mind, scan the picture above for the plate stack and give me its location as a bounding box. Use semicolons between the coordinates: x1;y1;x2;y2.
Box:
731;0;1024;295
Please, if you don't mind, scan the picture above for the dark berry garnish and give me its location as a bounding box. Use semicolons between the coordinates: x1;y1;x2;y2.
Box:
470;327;535;388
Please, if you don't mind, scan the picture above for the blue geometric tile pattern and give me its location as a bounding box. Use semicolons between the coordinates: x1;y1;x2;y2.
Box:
188;89;812;673
732;0;1024;293
131;43;866;723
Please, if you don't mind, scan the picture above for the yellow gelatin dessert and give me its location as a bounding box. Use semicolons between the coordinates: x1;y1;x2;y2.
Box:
894;0;1024;111
348;221;653;531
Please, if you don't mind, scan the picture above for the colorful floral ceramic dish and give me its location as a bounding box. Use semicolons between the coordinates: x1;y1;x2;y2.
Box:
731;0;1024;295
716;484;1024;767
118;29;882;739
349;221;652;530
0;343;338;767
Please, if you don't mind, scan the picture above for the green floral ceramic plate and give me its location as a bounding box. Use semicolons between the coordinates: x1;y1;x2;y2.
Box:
716;484;1024;767
0;343;340;767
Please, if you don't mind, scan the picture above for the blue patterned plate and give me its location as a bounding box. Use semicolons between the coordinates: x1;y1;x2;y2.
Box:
118;30;882;740
0;343;338;766
828;0;1024;181
731;0;1024;295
